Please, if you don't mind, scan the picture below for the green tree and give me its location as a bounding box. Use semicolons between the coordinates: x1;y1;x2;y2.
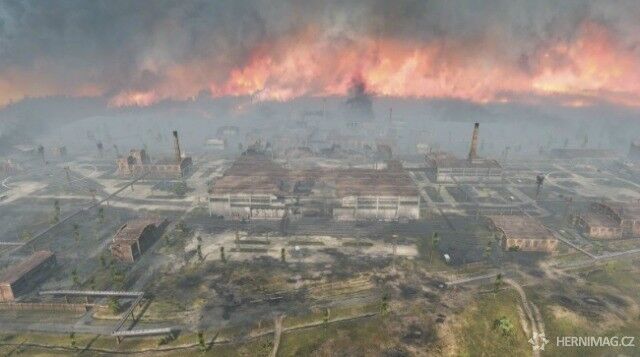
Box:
197;331;206;351
429;232;440;264
494;273;503;295
88;277;96;290
493;316;514;336
71;269;80;286
99;254;107;268
380;294;390;315
197;243;204;262
173;182;188;197
52;199;61;223
484;241;493;261
20;230;32;242
97;206;105;224
110;266;125;289
176;221;189;237
73;223;81;243
281;247;286;263
220;246;226;262
279;213;290;236
108;297;121;314
69;332;76;349
323;307;331;333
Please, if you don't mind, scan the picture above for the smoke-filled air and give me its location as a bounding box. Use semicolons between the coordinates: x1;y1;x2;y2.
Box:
4;2;640;356
1;0;640;107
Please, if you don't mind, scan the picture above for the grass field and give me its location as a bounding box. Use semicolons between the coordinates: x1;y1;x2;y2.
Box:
451;289;531;357
277;315;393;356
531;259;640;357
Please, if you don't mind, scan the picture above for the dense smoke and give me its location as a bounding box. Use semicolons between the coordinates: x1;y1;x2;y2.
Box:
345;78;374;122
1;0;639;107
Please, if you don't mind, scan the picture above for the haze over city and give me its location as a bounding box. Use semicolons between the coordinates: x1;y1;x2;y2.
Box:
1;1;640;356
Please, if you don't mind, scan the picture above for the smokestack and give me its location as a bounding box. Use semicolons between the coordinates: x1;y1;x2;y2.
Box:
468;122;479;161
173;130;182;164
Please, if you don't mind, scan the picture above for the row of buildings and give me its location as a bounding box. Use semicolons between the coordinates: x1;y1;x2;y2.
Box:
208;153;421;222
0;217;166;302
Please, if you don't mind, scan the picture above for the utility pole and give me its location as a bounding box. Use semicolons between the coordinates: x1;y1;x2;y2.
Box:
38;145;45;164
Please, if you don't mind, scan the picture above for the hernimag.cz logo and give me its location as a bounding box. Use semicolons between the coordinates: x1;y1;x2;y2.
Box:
529;332;550;351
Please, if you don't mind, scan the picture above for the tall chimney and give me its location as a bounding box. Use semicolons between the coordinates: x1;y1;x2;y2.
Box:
173;130;182;164
468;122;479;161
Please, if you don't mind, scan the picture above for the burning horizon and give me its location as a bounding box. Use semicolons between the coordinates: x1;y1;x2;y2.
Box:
109;22;640;108
2;1;640;109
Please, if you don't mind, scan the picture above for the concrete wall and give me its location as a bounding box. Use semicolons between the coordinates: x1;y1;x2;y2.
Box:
0;284;14;302
434;168;503;183
209;194;287;220
333;195;420;221
503;237;557;252
575;216;622;239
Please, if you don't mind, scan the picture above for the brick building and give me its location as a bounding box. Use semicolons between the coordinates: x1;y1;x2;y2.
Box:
116;131;192;179
0;251;56;302
487;215;558;253
110;218;168;263
575;202;640;239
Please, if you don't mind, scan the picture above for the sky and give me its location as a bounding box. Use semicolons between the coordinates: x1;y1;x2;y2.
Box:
1;0;640;108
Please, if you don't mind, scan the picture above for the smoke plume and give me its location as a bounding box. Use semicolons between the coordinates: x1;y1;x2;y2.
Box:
1;0;639;107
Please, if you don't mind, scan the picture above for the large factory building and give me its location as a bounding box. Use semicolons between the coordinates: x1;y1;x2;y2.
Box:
209;153;420;222
425;123;502;183
116;130;192;179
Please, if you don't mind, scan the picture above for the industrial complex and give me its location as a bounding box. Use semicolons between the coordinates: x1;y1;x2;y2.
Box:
208;153;420;221
425;123;503;183
116;131;192;178
2;108;640;356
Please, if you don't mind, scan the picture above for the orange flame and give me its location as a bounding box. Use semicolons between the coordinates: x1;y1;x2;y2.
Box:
5;21;639;108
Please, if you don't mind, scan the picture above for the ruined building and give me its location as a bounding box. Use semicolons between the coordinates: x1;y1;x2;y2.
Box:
208;153;420;221
425;123;502;183
0;251;56;302
116;130;192;179
575;202;640;239
110;218;168;263
487;215;558;253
